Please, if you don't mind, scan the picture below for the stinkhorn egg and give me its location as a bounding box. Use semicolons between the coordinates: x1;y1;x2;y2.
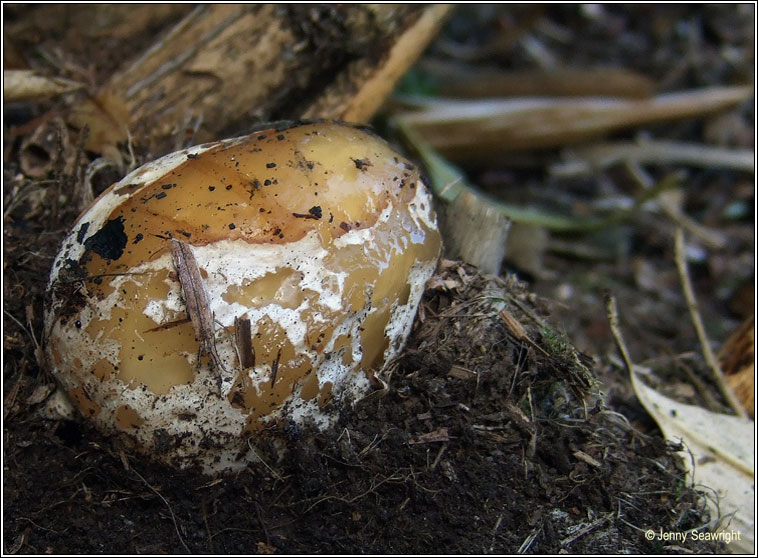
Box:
44;121;441;472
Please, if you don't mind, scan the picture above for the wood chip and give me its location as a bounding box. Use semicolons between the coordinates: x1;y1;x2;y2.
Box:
573;450;602;468
234;317;254;369
409;427;450;445
499;308;529;342
448;365;476;380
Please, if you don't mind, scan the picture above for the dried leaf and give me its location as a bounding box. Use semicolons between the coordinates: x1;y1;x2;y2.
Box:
68;91;129;165
26;383;54;406
719;316;755;419
3;69;84;102
631;371;754;553
396;85;753;162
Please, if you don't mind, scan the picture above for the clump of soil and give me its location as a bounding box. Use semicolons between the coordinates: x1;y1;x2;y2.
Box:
3;239;721;553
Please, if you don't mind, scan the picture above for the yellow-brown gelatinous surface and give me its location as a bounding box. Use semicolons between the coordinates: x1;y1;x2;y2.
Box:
67;386;101;418
44;121;441;472
222;268;304;309
84;123;423;281
84;275;196;395
115;405;144;431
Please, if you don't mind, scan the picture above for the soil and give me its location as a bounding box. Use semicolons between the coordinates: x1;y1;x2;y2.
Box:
2;258;721;554
3;4;752;555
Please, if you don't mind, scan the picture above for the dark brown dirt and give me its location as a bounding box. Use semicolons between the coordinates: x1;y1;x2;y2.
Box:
3;236;720;553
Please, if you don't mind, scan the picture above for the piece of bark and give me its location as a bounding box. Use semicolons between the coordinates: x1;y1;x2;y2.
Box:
301;4;453;122
97;4;451;155
4;5;194;78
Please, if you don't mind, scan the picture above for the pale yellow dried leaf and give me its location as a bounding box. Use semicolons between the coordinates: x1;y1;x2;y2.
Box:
631;371;754;553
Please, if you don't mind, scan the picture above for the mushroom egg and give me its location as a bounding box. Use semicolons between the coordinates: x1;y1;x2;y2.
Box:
44;121;441;472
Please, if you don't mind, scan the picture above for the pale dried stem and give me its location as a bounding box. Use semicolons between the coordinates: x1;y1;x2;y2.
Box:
673;228;747;418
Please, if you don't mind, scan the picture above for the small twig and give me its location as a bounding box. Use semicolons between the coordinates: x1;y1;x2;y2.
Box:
626;163;727;250
673;228;747;418
201;499;215;554
304;470;404;512
552;140;755;178
170;238;225;375
246;439;282;480
488;512;504;553
499;308;549;357
560;512;613;547
603;292;635;377
131;468;191;553
125;127;137;172
517;523;541;554
429;442;447;472
254;501;271;545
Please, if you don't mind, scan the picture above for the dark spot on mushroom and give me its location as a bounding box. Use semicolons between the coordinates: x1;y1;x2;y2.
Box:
292;206;322;220
187;153;199;159
133;233;144;244
258;134;267;140
161;183;175;190
264;179;271;186
138;355;144;361
84;216;127;261
75;320;82;329
229;223;236;230
266;162;276;168
340;222;351;232
226;185;232;190
155;192;167;199
76;222;90;244
209;186;216;191
352;158;372;170
277;134;285;140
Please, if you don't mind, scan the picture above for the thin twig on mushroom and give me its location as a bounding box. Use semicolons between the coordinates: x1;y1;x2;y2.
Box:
169;238;224;374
